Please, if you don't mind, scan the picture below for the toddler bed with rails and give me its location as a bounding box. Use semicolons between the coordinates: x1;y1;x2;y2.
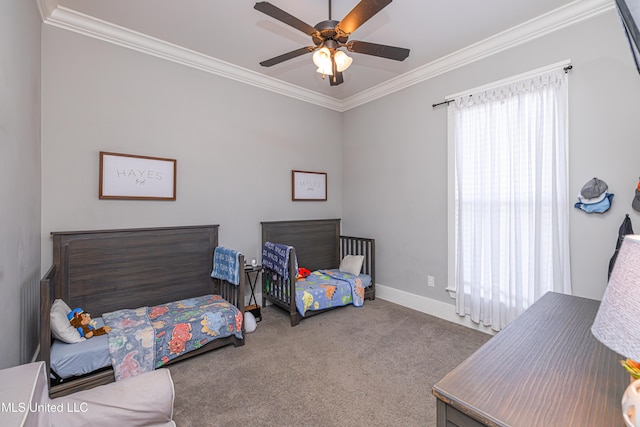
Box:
39;224;245;398
261;219;375;326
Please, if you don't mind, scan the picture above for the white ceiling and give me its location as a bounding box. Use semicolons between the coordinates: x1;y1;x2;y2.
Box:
38;0;614;110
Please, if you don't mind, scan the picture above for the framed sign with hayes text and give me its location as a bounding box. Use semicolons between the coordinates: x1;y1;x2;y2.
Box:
99;151;176;200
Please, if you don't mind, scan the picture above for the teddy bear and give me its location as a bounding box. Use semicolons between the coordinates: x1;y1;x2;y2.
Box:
68;308;111;338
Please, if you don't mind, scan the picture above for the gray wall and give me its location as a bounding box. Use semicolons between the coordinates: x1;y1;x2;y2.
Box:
41;26;343;271
0;0;42;368
38;8;640;340
342;11;640;318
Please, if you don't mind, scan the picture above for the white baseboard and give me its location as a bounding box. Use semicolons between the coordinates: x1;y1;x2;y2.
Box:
375;284;495;336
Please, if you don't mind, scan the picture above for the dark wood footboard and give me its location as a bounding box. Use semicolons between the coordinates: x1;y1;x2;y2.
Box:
40;225;245;397
341;235;376;301
261;219;376;326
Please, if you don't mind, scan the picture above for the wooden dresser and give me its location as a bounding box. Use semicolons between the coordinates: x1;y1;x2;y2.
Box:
432;292;628;426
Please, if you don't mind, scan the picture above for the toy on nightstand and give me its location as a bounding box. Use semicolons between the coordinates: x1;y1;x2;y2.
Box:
68;308;111;339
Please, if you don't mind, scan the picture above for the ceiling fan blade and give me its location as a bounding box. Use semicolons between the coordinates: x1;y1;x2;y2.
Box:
346;40;410;61
259;46;315;67
254;2;319;37
335;0;392;36
329;71;344;86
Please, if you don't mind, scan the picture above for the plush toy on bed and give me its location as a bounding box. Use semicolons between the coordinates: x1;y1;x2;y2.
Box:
297;267;311;280
68;308;111;339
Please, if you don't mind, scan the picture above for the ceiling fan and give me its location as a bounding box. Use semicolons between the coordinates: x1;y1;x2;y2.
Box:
254;0;410;86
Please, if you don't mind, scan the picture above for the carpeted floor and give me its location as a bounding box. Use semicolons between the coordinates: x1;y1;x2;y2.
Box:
168;298;491;427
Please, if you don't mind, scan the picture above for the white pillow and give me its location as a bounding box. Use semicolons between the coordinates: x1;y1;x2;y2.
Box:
50;299;85;344
339;255;364;276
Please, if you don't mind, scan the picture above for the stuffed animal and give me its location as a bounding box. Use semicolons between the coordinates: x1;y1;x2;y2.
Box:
297;267;311;280
68;308;111;339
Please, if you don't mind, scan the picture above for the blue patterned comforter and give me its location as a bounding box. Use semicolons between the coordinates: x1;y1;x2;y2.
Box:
103;294;242;381
295;269;372;317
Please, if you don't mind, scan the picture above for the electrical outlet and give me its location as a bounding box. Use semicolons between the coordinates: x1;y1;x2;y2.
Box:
427;275;435;288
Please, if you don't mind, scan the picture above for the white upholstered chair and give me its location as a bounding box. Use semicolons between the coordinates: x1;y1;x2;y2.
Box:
0;361;175;427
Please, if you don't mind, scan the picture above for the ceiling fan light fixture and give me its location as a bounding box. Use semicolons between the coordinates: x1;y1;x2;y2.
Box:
255;0;410;87
312;47;330;67
313;47;333;76
334;50;352;72
316;65;333;76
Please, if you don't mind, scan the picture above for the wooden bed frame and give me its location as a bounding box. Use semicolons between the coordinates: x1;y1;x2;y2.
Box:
261;219;375;326
39;225;245;398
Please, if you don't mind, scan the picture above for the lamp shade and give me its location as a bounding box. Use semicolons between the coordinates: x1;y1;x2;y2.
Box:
334;50;353;72
592;235;640;361
312;47;333;76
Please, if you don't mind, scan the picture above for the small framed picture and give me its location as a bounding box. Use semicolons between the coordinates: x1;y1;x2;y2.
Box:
99;151;176;200
292;170;327;201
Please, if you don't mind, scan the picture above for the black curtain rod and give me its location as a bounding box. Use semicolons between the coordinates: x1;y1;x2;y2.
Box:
432;99;455;108
432;65;573;108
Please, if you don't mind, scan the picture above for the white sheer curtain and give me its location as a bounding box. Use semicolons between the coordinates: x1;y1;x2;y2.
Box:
450;67;572;331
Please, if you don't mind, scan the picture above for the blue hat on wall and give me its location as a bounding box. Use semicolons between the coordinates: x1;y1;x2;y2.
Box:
575;193;614;213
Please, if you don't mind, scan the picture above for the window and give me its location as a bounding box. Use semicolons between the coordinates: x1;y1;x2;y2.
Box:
447;62;572;331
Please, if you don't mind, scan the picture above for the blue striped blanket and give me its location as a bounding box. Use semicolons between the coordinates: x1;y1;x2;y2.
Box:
211;246;242;285
262;241;297;280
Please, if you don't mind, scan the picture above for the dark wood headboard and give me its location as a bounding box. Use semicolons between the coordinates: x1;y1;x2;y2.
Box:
261;219;341;272
50;225;220;317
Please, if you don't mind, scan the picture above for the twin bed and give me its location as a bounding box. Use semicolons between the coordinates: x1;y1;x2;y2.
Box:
39;220;375;397
261;219;375;326
40;225;245;398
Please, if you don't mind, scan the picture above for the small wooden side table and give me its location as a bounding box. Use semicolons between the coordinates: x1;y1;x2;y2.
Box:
244;264;262;321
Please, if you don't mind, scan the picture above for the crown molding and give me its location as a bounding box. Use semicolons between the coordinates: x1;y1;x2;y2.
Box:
36;0;58;22
41;0;614;112
341;0;614;111
43;6;344;111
